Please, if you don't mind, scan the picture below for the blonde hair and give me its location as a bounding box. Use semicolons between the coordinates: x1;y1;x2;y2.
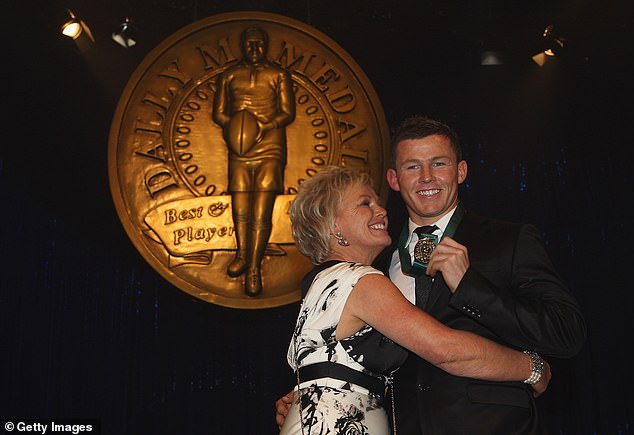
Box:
290;166;373;264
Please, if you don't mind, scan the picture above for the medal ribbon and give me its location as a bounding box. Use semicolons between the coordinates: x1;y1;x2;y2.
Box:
398;202;465;277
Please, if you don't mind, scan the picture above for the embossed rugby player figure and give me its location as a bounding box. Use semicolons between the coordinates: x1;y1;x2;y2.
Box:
212;27;296;296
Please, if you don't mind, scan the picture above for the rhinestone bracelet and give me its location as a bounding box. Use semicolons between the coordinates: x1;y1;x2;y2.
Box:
523;350;545;385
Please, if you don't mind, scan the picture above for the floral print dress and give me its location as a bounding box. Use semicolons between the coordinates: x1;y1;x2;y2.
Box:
281;261;408;435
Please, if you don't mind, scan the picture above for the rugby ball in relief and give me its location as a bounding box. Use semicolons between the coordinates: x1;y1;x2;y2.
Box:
224;110;260;156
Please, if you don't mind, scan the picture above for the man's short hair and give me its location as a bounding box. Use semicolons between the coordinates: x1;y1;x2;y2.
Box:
240;27;269;53
390;115;462;166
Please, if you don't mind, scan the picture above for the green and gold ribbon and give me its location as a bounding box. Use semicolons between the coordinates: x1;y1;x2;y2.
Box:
397;202;465;277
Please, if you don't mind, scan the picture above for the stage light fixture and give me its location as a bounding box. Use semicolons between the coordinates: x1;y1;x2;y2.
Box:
532;25;565;67
481;50;504;66
60;9;94;43
478;34;506;66
112;17;138;48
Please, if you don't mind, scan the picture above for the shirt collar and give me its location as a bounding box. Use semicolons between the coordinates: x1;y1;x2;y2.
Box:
406;205;458;245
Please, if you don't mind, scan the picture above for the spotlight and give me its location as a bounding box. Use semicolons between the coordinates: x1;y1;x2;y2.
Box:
60;9;94;53
61;9;94;42
112;17;138;48
478;36;505;66
532;25;565;67
481;50;504;66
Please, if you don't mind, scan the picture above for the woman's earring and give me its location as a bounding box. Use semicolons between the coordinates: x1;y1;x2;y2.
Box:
334;232;350;246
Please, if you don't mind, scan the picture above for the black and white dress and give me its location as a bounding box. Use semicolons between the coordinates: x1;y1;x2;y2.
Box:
281;261;408;435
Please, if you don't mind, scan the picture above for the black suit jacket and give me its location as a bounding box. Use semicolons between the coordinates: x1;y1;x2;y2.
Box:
377;210;586;435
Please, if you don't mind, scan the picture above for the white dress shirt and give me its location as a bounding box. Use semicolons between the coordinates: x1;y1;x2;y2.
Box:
388;206;457;303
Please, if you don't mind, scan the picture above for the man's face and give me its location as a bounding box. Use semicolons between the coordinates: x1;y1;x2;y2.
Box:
386;134;467;226
243;31;266;64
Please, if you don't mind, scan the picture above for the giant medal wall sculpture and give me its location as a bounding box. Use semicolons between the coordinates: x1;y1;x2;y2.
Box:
108;12;390;308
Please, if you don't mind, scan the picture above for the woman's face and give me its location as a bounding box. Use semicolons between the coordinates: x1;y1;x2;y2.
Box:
332;182;391;263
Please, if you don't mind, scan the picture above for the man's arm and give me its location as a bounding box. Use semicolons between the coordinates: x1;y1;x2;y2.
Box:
271;70;295;128
254;69;295;144
212;73;231;127
448;224;586;358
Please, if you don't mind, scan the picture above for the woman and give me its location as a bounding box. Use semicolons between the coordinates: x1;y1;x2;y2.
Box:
279;166;549;435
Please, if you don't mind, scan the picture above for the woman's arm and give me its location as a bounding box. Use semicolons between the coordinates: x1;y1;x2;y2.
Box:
340;273;543;382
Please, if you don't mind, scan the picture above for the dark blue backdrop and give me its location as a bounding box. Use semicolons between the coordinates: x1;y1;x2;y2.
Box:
3;1;632;434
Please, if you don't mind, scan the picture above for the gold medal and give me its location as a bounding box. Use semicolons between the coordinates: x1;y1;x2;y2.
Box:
414;236;437;265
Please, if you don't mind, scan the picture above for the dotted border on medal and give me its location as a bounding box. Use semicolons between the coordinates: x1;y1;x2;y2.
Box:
166;68;338;198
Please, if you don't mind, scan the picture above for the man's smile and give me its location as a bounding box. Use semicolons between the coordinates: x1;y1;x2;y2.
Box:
417;188;441;196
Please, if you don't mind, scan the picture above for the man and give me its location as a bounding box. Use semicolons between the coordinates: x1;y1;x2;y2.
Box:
276;115;585;433
381;115;585;434
213;27;295;296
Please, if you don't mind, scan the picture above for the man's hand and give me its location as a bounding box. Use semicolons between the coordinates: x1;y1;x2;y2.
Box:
426;236;469;292
275;390;294;430
531;360;552;398
255;120;275;143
